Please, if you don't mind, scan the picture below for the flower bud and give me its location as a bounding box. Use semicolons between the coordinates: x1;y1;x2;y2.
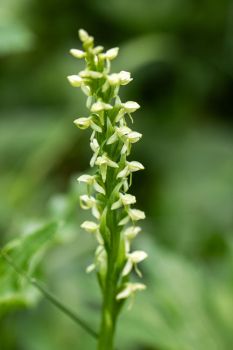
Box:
105;47;119;60
107;73;120;85
70;49;86;59
73;117;92;129
79;70;103;79
91;101;113;113
77;174;95;184
78;29;93;45
107;71;132;86
127;161;144;172
80;194;96;209
124;226;141;240
67;75;83;87
118;71;132;85
81;221;99;233
121;101;140;113
92;46;104;54
129;250;148;263
128;208;145;221
127;131;142;143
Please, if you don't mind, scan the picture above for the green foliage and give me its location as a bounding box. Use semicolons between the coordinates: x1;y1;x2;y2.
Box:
0;222;58;317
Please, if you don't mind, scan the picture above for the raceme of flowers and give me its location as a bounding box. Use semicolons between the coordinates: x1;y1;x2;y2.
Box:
67;29;147;303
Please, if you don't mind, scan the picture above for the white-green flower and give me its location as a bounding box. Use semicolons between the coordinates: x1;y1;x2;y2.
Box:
79;70;103;79
116;282;146;300
90;138;100;167
81;221;99;233
118;208;145;226
107;126;131;145
111;193;136;210
73;117;102;132
122;250;148;277
67;75;83;87
73;117;91;129
78;29;94;45
91;101;113;113
100;47;119;60
92;45;104;54
80;194;96;209
117;161;144;178
121;101;140;113
123;226;141;240
70;48;86;59
95;154;118;182
77;174;94;184
128;208;146;221
86;245;107;275
80;194;100;219
108;71;132;86
77;174;105;195
123;226;142;252
127;131;142;143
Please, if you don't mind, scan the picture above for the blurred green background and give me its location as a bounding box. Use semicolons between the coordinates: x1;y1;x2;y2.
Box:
0;0;233;349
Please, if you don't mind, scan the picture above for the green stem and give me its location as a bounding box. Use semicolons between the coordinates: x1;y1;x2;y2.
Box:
98;172;121;349
98;257;117;350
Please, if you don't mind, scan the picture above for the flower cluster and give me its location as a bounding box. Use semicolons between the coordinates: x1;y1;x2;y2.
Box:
68;29;147;303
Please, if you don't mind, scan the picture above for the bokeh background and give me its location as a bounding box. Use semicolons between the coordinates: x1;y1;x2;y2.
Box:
0;0;233;349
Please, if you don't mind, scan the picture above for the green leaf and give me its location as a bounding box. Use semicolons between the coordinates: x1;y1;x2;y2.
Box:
0;222;58;316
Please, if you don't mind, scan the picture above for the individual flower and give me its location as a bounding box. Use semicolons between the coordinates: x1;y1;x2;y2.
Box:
107;126;142;154
69;48;86;59
81;221;99;233
128;208;146;221
86;244;107;276
78;29;94;46
111;193;136;210
90;138;100;167
116;282;146;300
117;161;144;178
73;117;102;132
67;75;83;87
118;208;145;226
121;101;140;113
100;47;119;60
123;226;141;240
95;154;118;182
77;174;105;195
79;70;103;79
122;250;148;277
92;46;104;54
107;71;132;86
123;226;141;252
80;194;100;219
90;101;113;113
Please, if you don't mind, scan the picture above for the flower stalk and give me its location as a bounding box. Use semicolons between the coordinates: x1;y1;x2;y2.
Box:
68;29;147;350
